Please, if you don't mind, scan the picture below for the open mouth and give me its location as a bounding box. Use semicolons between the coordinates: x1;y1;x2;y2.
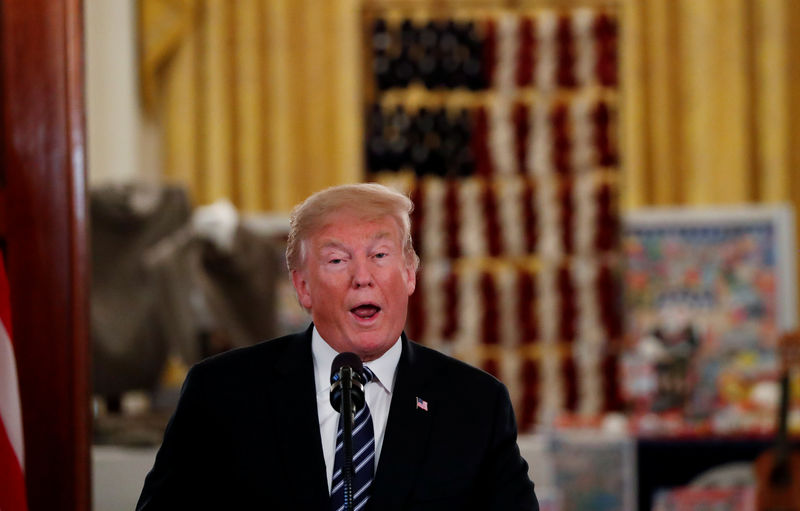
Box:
350;304;381;320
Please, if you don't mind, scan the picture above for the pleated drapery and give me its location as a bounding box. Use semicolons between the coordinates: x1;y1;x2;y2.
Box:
141;0;800;219
139;0;363;212
622;0;800;210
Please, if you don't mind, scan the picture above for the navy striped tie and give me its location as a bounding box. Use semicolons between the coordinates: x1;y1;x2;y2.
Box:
330;367;375;511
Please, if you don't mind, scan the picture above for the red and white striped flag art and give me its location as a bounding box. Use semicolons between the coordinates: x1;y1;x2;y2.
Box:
0;257;29;511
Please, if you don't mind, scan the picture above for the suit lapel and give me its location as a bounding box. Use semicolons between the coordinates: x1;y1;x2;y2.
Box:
369;335;435;508
271;326;330;508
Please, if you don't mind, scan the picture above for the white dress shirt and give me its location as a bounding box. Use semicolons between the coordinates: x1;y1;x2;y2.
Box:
312;327;401;493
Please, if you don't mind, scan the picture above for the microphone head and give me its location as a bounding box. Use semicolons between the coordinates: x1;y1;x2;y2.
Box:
330;352;364;382
330;352;366;413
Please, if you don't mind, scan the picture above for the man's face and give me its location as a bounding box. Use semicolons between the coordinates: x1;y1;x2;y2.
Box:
291;210;416;362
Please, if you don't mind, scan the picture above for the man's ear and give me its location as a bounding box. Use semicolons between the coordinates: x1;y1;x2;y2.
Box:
404;264;416;296
291;270;313;309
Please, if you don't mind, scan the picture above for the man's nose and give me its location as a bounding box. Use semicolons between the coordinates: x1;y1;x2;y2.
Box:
351;259;374;288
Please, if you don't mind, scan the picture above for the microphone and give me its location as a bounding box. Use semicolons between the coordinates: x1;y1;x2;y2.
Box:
329;352;367;511
329;352;367;414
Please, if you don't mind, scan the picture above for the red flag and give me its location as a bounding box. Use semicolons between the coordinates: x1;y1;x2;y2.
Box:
0;258;29;511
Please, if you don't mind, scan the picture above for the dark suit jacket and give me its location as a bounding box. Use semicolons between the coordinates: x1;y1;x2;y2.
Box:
137;326;538;510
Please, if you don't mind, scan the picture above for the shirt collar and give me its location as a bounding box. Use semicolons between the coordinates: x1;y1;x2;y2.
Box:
312;326;401;395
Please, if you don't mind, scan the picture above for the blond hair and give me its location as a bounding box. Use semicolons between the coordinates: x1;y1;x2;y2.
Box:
286;183;420;272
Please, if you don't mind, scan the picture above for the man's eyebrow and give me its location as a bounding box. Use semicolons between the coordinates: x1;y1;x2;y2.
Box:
319;240;347;251
317;232;393;251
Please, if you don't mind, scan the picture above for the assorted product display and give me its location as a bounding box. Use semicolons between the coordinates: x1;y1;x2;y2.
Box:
364;4;622;431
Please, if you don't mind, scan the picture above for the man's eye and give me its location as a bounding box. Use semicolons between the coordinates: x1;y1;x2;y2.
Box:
329;258;343;264
374;253;388;259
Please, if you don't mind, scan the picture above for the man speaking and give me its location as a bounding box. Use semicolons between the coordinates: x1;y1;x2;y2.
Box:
137;183;539;510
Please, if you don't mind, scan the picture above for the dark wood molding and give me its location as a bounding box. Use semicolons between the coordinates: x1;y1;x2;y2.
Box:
0;186;7;240
0;0;90;510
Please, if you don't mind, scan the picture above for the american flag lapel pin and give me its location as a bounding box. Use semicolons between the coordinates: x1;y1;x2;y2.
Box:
416;396;428;411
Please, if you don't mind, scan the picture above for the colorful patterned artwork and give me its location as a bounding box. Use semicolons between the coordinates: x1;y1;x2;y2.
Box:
621;206;797;436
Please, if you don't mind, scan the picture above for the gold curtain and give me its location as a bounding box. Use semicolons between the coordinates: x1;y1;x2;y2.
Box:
140;0;363;212
141;0;800;218
621;0;800;210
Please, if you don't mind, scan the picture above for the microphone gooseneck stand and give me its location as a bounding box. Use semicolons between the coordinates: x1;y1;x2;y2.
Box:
340;366;356;511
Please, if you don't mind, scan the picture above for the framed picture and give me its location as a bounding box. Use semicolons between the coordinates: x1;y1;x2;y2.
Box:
621;205;797;435
518;432;636;511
